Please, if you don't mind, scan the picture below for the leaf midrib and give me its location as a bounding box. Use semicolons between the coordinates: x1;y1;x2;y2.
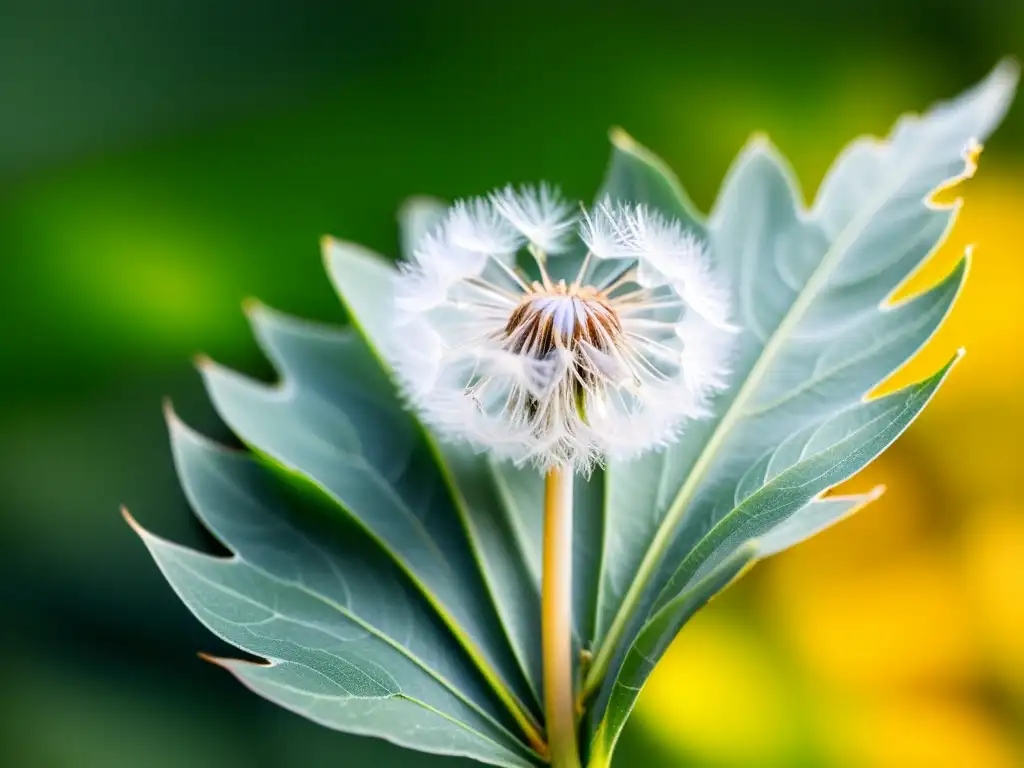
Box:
158;531;533;757
239;674;537;768
208;355;460;575
742;262;960;419
425;441;545;709
206;366;541;729
325;254;547;739
592;543;760;764
584;145;929;696
651;391;916;607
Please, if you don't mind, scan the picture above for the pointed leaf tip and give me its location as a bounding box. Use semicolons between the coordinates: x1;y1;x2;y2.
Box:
162;402;210;457
197;652;272;671
743;133;789;163
161;397;177;422
865;484;887;502
747;131;771;149
121;505;142;533
399;195;446;217
608;126;634;148
122;507;174;550
241;297;264;317
993;56;1021;86
930;139;985;206
598;127;706;230
319;235;340;270
321;235;380;273
162;402;222;454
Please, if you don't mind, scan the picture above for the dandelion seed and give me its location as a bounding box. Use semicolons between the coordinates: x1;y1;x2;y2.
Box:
391;186;736;471
490;183;577;254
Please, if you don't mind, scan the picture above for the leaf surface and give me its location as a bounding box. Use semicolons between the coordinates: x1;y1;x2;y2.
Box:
198;306;542;735
588;544;758;767
586;63;1018;705
323;217;547;706
590;354;958;761
130;508;538;767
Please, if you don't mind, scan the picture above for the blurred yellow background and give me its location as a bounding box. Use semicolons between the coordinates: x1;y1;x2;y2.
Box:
1;1;1021;766
634;157;1024;768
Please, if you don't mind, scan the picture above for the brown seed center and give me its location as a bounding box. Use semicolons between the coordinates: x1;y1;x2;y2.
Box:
503;282;621;358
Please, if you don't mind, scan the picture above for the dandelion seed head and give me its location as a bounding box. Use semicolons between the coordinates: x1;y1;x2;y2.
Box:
390;185;736;471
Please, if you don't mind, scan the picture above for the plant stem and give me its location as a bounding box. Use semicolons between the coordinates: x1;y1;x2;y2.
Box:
543;466;582;768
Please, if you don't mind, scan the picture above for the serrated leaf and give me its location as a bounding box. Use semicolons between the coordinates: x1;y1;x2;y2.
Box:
653;356;956;610
587;359;956;758
167;409;516;731
755;487;883;557
323;196;603;669
585;62;1018;710
325;205;547;697
322;221;547;707
587;543;759;767
196;305;543;740
129;513;538;767
132;59;1018;768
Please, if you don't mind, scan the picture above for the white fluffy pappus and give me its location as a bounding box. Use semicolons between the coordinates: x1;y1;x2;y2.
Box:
389;184;736;472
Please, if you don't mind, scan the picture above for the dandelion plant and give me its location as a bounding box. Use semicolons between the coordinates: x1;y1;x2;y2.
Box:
128;61;1018;767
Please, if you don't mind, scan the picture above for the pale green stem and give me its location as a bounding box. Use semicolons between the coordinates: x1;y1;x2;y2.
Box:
543;466;582;768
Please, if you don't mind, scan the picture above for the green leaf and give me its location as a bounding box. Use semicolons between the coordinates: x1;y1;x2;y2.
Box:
128;511;538;767
585;61;1018;706
166;406;516;731
398;195;447;257
587;543;759;768
656;354;958;613
755;488;883;557
132;60;1018;768
196;304;543;740
322;219;547;712
601;127;705;236
589;356;957;762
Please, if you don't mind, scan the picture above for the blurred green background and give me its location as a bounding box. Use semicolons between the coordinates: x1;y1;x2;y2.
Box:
2;1;1022;766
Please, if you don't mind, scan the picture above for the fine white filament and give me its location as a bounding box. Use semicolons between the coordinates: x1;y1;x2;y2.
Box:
390;184;735;471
